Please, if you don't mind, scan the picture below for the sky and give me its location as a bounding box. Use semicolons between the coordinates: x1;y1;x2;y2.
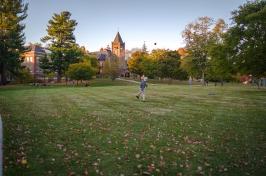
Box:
23;0;247;52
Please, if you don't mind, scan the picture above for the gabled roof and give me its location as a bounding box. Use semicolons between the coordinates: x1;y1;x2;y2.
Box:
113;32;123;43
26;44;46;54
97;53;107;61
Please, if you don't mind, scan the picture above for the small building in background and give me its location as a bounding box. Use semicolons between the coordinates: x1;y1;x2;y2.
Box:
22;44;47;79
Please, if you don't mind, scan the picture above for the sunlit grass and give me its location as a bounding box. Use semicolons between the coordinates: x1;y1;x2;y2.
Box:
0;81;265;175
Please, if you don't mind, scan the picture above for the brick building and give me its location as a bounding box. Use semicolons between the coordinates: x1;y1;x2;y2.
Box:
22;44;47;79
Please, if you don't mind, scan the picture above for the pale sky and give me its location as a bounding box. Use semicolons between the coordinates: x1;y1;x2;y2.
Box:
24;0;247;52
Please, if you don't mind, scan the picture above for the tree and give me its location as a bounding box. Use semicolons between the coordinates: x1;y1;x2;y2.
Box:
227;0;266;85
207;43;233;84
67;62;96;84
142;57;157;79
83;55;99;68
41;11;81;82
142;42;148;53
182;17;214;84
150;49;187;80
39;54;52;82
128;49;186;79
206;19;233;84
127;51;147;76
15;67;33;84
0;0;28;85
180;56;199;78
102;55;120;80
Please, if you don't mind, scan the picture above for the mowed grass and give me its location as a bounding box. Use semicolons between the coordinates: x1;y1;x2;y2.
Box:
0;80;266;176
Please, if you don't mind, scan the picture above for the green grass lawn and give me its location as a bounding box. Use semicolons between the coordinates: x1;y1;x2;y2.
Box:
0;80;266;175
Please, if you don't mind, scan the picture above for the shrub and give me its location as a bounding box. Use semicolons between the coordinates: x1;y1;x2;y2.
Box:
67;62;96;84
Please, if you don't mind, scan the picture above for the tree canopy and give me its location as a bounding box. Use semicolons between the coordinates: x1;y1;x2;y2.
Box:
182;17;234;83
67;62;96;83
41;11;81;82
127;49;186;80
227;0;266;78
102;54;120;80
182;17;215;83
0;0;28;85
127;51;147;76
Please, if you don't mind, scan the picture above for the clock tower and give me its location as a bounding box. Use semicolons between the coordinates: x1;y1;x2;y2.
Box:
112;32;125;61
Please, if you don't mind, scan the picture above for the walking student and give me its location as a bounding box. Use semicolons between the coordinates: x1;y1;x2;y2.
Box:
136;75;148;101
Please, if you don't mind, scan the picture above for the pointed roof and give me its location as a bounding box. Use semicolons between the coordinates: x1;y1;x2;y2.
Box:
113;32;123;43
31;45;45;53
25;44;45;53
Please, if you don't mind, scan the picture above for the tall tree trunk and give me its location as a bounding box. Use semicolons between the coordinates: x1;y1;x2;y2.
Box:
57;69;62;83
255;77;260;89
0;63;7;85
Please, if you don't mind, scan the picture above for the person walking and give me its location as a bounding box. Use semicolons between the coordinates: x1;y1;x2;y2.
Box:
188;76;192;87
136;75;148;101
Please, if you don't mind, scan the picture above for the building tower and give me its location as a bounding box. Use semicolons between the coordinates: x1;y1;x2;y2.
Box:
112;32;125;61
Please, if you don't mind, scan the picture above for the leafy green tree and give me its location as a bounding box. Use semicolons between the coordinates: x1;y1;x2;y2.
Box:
206;19;233;84
180;56;199;78
67;62;96;84
39;54;52;81
182;17;214;84
15;67;33;84
182;17;233;84
207;43;233;83
227;0;266;84
151;49;187;80
127;51;147;76
142;57;157;79
41;11;81;82
0;0;28;85
142;49;167;78
102;55;120;80
83;55;99;68
128;49;186;79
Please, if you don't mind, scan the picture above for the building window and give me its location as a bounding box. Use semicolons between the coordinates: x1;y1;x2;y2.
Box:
26;57;33;62
25;57;32;62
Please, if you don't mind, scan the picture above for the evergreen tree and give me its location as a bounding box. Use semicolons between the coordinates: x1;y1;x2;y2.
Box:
142;42;148;53
0;0;28;85
39;54;52;81
41;11;80;82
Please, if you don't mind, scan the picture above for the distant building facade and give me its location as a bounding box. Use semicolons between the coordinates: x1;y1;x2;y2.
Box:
22;33;128;79
94;32;128;76
22;44;47;79
111;32;127;76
